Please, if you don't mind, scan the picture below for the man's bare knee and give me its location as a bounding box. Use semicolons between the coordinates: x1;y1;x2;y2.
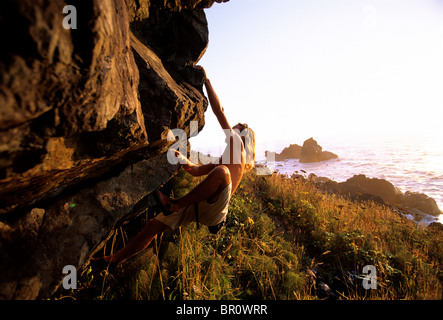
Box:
212;165;231;186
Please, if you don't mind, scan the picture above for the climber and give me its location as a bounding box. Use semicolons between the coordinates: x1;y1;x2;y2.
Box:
91;66;255;269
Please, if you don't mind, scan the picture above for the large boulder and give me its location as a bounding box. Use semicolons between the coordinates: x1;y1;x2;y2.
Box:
299;138;338;163
0;0;147;215
339;174;403;204
130;5;209;85
400;191;441;217
0;0;221;300
0;153;177;300
338;175;442;217
316;174;442;220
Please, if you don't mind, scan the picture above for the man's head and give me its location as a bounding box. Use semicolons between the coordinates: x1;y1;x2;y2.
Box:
233;123;256;171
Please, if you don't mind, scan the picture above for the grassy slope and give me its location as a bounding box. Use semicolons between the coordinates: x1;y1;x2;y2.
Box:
59;169;442;300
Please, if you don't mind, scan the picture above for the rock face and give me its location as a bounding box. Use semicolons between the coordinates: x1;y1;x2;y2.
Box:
0;0;224;300
299;138;338;163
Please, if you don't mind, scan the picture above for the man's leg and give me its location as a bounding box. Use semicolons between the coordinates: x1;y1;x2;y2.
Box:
103;219;168;264
96;167;230;265
158;165;231;211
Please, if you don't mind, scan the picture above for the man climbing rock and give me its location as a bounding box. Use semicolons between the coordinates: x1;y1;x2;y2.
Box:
91;66;255;268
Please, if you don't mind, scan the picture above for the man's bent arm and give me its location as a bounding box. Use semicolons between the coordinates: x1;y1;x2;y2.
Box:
179;154;216;177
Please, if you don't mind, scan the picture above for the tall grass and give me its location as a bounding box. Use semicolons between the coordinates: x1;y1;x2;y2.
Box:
57;169;442;300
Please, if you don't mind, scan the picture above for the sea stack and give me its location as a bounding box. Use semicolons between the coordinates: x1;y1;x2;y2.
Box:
299;138;338;163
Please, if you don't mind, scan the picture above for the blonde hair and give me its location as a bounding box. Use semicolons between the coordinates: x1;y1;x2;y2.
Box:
237;123;256;172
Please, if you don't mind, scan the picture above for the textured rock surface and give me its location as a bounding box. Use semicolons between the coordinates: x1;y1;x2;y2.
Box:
0;153;178;299
0;0;146;214
0;0;220;299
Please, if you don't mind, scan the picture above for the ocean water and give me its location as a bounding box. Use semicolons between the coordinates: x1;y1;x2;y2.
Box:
193;133;443;225
255;134;443;225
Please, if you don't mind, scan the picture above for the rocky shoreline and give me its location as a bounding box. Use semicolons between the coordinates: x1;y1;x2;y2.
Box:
263;138;442;227
293;172;442;227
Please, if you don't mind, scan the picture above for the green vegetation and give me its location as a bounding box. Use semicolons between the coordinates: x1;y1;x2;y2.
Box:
57;169;442;300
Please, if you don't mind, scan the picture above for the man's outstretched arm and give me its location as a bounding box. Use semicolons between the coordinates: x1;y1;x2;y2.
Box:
195;66;232;132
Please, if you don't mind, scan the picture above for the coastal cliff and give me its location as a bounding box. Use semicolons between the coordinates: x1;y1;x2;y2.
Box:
0;0;227;300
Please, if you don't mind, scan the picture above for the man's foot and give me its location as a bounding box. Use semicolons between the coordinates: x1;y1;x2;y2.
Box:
154;190;177;215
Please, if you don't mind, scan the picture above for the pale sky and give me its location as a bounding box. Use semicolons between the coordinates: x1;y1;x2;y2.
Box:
191;0;443;155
